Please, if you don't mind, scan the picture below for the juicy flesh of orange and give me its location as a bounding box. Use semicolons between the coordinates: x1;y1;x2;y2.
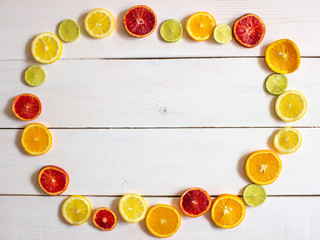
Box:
148;207;179;236
188;14;215;39
23;125;50;153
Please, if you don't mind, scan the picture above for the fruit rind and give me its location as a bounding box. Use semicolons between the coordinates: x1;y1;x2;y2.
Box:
118;193;148;223
62;195;92;225
93;207;117;231
273;127;302;154
84;8;115;38
243;184;267;207
12;93;42;121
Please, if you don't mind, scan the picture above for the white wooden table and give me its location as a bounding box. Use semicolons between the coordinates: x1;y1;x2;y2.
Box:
1;0;319;239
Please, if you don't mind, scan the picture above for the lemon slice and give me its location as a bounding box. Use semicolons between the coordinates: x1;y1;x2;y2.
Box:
118;193;148;223
243;184;267;207
31;32;63;64
160;19;183;43
213;24;232;44
62;195;92;225
24;65;46;86
58;19;80;42
84;8;115;38
273;127;302;154
265;73;289;95
275;90;307;122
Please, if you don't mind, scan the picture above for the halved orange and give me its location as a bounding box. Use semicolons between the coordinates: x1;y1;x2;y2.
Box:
185;12;216;41
180;187;211;217
21;123;52;155
211;194;245;228
38;165;69;195
12;94;42;121
245;150;282;185
265;39;300;74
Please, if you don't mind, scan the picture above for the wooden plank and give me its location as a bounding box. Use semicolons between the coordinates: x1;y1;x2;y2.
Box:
0;0;319;59
1;58;319;128
0;196;319;239
0;128;319;195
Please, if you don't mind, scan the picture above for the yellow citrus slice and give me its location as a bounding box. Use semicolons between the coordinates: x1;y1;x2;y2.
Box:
118;193;148;223
31;32;63;64
273;127;302;154
62;195;92;225
146;204;181;238
275;90;307;122
84;8;115;38
21;123;52;155
185;12;216;41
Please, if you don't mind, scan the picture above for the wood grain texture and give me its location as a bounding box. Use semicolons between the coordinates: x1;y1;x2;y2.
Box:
0;0;319;59
1;128;319;195
1;58;319;128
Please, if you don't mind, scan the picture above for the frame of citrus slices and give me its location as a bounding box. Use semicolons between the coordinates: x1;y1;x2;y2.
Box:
14;5;306;238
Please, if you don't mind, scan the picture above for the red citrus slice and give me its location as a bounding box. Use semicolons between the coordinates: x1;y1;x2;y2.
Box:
123;5;157;38
93;207;117;231
180;187;212;217
233;13;266;48
38;165;69;195
12;93;42;121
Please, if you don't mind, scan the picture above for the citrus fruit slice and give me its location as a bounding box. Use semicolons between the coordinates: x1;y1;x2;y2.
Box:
123;5;157;38
93;207;117;231
179;187;211;217
38;165;69;195
211;194;245;228
58;19;80;42
146;204;181;238
31;32;63;64
245;150;282;185
275;90;307;122
213;24;232;44
62;195;92;225
21;123;52;155
273;127;302;154
185;12;216;41
84;8;115;38
12;94;41;121
24;65;46;87
160;19;183;43
233;13;266;48
243;184;267;207
265;73;289;95
265;39;300;74
118;193;148;223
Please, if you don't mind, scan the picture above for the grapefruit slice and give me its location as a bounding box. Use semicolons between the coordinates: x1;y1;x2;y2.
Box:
93;207;117;231
12;94;41;121
180;187;212;217
233;13;266;48
123;5;157;38
38;165;69;195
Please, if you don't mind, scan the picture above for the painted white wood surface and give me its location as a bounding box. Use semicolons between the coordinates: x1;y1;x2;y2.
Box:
1;128;319;195
0;0;319;59
1;58;319;128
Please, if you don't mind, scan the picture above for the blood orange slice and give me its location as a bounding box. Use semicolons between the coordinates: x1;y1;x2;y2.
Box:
180;187;212;217
123;5;157;38
233;13;266;48
12;93;41;121
93;207;117;231
38;165;69;195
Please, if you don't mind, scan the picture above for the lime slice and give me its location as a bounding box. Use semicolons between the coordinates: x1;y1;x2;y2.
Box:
58;19;80;42
160;19;183;43
213;24;232;44
265;73;289;95
243;184;267;207
24;65;46;87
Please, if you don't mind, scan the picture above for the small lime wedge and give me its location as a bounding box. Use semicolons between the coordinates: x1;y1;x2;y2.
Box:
58;19;80;42
160;19;183;43
24;65;46;87
265;74;289;95
243;184;267;207
213;24;232;44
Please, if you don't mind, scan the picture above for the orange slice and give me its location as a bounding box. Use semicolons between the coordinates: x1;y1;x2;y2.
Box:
185;12;216;41
12;93;42;121
38;165;69;195
245;150;282;185
21;123;52;155
265;39;300;74
180;187;211;217
145;204;181;238
211;194;245;228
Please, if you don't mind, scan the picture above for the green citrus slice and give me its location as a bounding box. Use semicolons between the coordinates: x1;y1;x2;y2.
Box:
265;73;289;95
160;19;183;43
58;19;80;42
24;65;46;87
213;24;232;44
243;184;267;207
